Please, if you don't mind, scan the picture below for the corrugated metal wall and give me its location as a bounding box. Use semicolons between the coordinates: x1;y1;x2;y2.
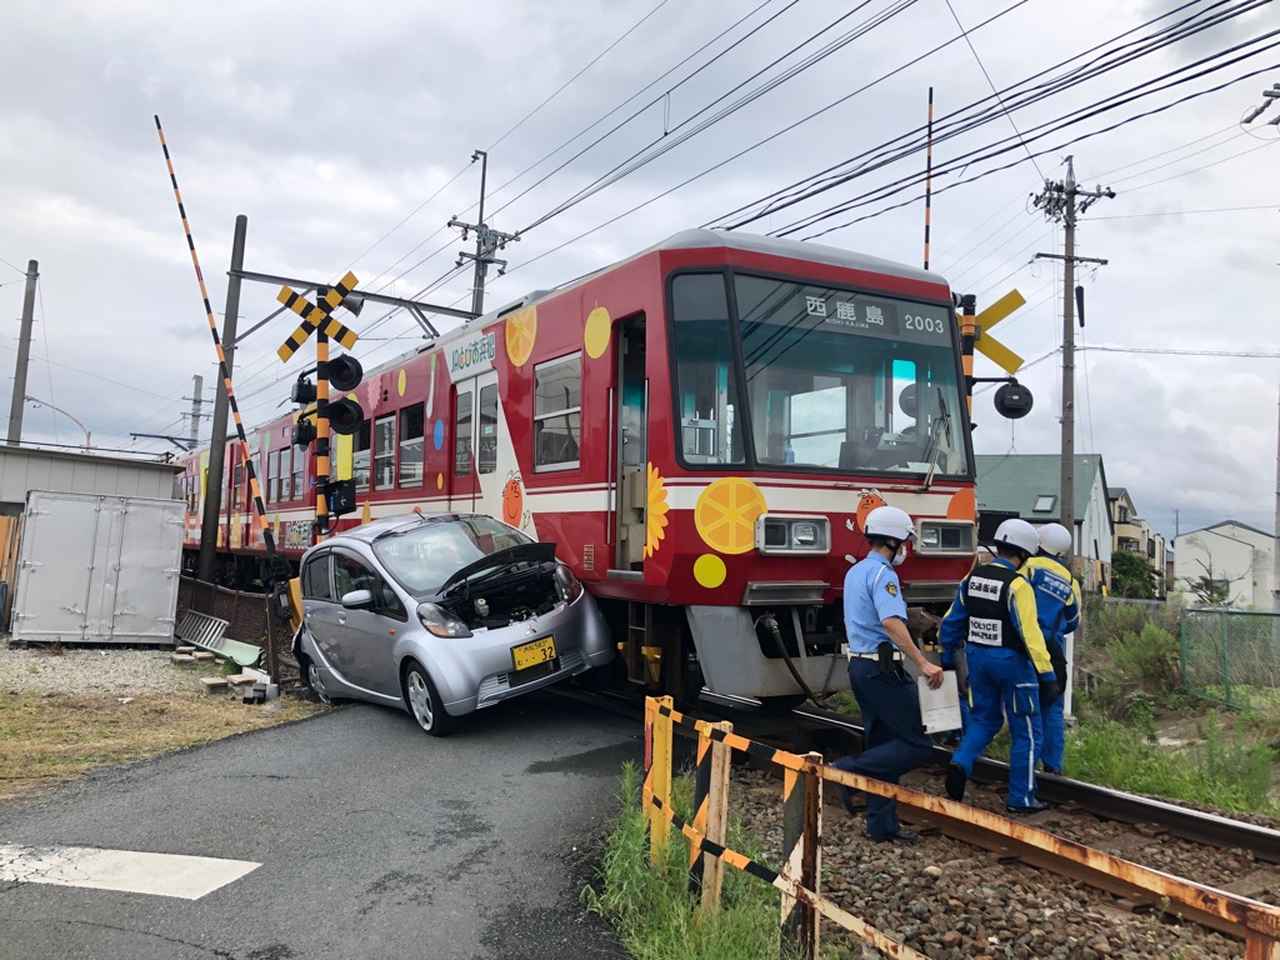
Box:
0;447;180;508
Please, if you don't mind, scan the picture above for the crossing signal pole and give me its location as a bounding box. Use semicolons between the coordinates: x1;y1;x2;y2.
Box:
449;150;519;317
1032;156;1114;569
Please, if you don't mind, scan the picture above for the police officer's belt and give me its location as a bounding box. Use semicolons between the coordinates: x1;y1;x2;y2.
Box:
848;650;902;662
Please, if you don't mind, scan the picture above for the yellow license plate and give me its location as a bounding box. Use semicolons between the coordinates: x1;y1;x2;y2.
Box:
512;635;557;672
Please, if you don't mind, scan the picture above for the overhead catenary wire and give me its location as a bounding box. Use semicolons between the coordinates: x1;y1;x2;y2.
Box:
1081;202;1279;219
707;0;1262;231
769;22;1280;237
942;0;1045;180
793;55;1280;241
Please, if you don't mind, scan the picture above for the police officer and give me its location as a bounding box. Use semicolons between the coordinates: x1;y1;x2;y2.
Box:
940;518;1058;813
1026;522;1082;775
832;506;944;844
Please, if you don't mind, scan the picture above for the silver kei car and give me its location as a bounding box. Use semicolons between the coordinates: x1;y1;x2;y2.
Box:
292;513;613;735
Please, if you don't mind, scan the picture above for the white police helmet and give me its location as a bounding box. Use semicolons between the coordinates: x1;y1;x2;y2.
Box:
1039;522;1072;557
992;517;1040;557
864;505;916;543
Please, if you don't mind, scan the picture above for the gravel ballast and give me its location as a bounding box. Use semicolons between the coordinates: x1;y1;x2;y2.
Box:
733;767;1253;959
0;644;205;696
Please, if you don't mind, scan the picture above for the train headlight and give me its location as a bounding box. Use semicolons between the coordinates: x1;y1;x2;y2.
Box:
914;521;976;556
755;515;830;555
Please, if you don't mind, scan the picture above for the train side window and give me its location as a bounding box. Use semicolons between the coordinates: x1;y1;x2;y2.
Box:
533;353;581;471
478;384;498;475
373;415;395;489
292;444;305;502
355;420;371;492
454;390;473;477
670;274;744;464
280;446;293;501
232;463;244;511
398;404;424;487
302;553;332;601
267;450;279;502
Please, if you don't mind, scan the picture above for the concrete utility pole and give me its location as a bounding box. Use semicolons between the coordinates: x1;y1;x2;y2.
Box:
449;150;518;318
6;260;39;446
1032;157;1114;567
187;373;204;447
198;215;246;582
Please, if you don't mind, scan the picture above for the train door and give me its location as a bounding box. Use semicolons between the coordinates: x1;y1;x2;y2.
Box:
448;372;500;517
449;380;477;514
472;372;502;520
612;315;647;572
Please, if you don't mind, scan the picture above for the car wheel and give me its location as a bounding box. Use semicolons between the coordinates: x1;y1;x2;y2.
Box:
301;655;333;705
402;660;454;737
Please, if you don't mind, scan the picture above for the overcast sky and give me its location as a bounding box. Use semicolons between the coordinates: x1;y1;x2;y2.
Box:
1;0;1276;538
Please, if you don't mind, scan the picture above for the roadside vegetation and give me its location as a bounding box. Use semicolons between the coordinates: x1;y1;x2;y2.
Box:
0;691;322;800
585;763;789;960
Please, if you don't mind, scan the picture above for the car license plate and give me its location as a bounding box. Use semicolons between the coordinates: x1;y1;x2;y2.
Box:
512;635;556;672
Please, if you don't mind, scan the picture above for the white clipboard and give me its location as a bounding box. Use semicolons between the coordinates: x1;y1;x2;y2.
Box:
917;670;963;734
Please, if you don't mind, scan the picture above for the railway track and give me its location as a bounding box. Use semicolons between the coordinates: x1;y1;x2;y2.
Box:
554;685;1280;950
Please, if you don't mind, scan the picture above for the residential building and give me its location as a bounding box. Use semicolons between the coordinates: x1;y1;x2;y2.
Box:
975;454;1113;591
1107;486;1168;597
1172;521;1277;609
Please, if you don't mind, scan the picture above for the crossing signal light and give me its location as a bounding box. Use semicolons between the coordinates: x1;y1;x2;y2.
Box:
329;397;363;436
291;375;317;405
328;354;363;392
292;415;317;447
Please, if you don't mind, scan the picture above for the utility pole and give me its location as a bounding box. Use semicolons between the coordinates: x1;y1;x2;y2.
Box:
198;214;246;582
185;374;205;448
1032;157;1114;568
6;260;39;446
449;150;518;318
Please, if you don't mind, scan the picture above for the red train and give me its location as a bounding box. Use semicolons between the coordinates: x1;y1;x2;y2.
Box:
178;229;983;705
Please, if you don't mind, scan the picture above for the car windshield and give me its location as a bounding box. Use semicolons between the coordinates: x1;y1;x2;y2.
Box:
669;272;969;476
372;516;531;596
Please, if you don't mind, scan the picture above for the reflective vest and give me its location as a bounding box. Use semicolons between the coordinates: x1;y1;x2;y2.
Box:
964;561;1026;655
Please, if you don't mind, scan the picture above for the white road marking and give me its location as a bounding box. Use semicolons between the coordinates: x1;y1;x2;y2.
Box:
0;844;261;900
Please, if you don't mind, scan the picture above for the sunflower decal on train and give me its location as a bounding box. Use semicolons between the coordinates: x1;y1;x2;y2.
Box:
644;463;669;559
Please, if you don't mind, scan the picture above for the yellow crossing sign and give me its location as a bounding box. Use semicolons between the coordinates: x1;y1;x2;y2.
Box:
973;289;1025;374
276;271;361;362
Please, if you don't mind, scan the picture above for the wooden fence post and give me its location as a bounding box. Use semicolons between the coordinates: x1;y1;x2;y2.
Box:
781;751;823;960
700;719;733;915
1246;934;1280;959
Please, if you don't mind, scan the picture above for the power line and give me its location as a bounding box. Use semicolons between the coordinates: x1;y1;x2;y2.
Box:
794;55;1280;241
485;0;673;152
0;256;26;276
1120;136;1279;192
942;0;1045;180
1082;202;1279;219
1079;344;1280;359
772;22;1280;237
709;0;1260;231
35;279;58;444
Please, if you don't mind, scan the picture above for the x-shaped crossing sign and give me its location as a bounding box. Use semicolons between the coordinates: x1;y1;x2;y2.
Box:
276;271;361;362
972;289;1026;375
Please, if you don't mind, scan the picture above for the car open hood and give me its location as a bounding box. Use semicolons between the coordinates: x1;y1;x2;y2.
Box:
436;542;557;595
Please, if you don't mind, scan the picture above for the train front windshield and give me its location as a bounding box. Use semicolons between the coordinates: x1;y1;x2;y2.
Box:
670;272;970;476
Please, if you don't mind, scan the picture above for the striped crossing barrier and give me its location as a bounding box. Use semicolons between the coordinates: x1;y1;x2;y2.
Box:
154;115;278;560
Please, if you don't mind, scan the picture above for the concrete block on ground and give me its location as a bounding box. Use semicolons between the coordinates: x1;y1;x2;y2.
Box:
170;653;196;666
200;676;229;693
175;645;196;654
192;651;215;662
226;673;257;686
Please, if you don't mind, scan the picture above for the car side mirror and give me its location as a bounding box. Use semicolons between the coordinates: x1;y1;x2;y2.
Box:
340;589;374;610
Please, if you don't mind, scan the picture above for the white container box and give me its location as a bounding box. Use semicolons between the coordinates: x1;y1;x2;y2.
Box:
11;490;185;644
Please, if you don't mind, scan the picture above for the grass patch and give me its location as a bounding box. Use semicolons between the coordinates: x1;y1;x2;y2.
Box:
585;763;789;960
1064;714;1275;814
0;692;324;800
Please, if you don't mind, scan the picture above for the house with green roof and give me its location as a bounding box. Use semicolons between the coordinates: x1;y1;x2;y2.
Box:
974;453;1113;591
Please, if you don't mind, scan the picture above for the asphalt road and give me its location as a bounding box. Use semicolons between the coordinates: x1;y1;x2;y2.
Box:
0;692;639;960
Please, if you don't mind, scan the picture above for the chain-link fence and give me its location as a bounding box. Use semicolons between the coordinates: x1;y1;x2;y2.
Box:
1180;607;1280;709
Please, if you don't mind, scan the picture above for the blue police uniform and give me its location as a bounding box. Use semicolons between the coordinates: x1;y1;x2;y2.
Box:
1024;555;1081;773
831;552;933;840
940;557;1055;809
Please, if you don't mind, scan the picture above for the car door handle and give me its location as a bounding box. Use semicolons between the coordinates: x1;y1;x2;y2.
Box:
337;615;347;625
